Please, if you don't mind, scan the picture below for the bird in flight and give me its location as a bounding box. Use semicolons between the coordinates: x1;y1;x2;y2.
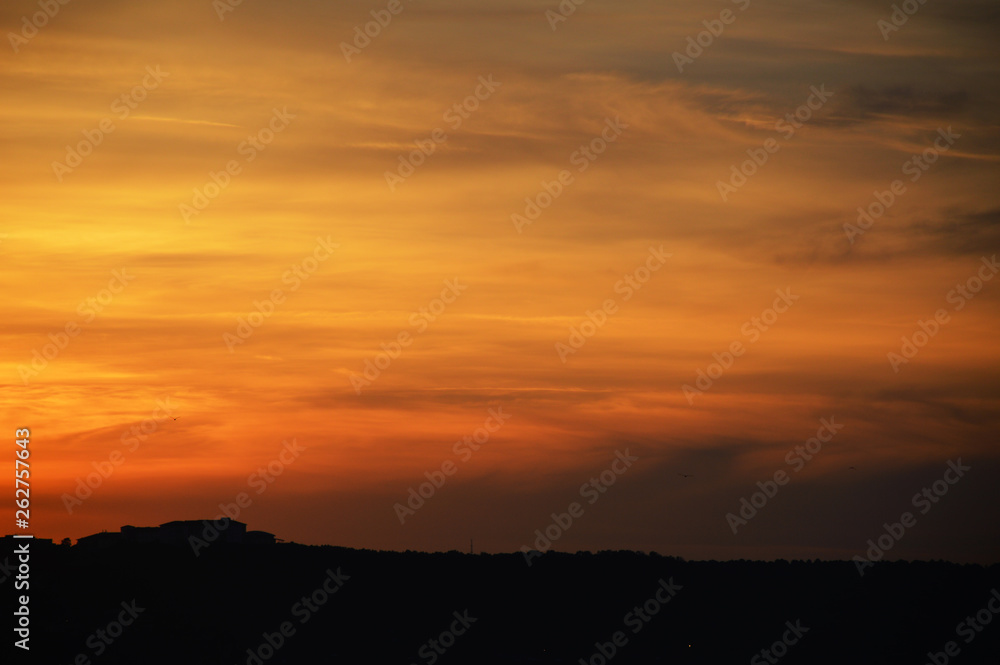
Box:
678;473;694;478
848;466;857;470
171;416;180;421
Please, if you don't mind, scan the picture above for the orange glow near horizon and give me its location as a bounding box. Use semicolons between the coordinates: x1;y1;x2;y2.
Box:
2;0;998;563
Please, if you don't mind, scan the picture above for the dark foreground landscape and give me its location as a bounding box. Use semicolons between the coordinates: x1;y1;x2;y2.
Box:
4;539;999;665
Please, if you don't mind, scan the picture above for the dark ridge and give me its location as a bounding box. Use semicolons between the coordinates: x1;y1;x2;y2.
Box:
3;538;998;664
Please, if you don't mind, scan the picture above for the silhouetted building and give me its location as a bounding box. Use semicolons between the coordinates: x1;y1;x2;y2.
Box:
120;525;163;544
2;535;53;547
159;519;246;545
76;531;122;551
73;519;270;549
246;530;276;545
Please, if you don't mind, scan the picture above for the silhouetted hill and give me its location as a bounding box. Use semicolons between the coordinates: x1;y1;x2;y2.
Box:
4;540;998;664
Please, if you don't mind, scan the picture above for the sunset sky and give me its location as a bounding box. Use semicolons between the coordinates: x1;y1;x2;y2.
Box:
3;0;998;563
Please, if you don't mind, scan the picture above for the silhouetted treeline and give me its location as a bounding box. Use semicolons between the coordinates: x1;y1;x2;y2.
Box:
3;540;998;664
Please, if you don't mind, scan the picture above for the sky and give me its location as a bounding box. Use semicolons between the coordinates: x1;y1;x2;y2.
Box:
2;0;998;563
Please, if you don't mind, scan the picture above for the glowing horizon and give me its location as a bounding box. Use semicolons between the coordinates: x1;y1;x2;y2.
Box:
3;0;998;563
